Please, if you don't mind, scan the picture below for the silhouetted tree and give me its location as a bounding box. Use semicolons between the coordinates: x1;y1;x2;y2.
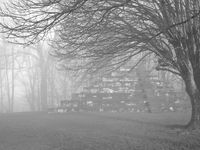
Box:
1;0;200;129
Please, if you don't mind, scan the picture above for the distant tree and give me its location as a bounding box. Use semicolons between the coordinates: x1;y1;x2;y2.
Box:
22;44;50;111
1;0;200;129
20;55;39;111
1;44;16;113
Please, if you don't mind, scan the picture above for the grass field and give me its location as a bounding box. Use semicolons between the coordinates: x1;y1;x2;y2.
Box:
0;112;199;150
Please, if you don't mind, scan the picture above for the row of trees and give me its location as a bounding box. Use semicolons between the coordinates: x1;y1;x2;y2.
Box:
0;0;200;129
0;38;15;112
0;37;184;113
0;39;76;112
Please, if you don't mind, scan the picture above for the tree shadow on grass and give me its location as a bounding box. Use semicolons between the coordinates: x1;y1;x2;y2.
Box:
164;124;189;129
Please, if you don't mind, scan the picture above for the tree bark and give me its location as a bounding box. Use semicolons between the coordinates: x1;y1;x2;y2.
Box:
183;69;200;129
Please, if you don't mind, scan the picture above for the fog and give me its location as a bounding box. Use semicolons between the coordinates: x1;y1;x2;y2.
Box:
0;0;199;150
0;38;190;113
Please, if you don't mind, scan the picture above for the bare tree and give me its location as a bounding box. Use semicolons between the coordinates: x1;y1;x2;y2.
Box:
20;44;50;111
1;0;200;129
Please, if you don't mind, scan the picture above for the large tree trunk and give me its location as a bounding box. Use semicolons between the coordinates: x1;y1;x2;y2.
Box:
183;69;200;129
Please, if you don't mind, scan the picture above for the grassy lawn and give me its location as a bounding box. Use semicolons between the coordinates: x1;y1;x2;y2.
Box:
0;112;199;150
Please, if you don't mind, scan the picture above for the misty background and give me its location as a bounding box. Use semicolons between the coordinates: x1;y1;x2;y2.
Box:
0;37;190;113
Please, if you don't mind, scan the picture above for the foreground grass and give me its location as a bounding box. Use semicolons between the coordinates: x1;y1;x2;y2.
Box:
0;112;199;150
